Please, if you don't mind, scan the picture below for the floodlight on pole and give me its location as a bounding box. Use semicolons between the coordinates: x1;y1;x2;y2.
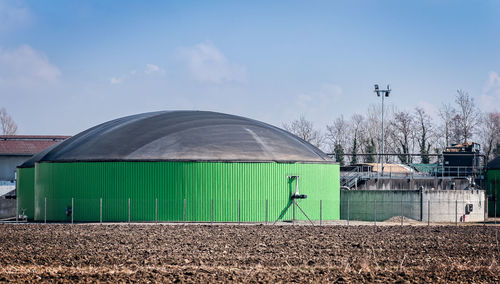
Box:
374;84;391;174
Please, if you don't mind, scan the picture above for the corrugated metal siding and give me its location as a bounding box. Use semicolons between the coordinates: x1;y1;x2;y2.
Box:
487;170;499;217
35;161;339;222
17;167;35;220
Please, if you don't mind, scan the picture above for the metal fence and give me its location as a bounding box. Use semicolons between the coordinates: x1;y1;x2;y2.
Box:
16;197;496;226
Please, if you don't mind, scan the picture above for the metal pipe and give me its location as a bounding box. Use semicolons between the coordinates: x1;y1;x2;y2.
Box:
211;199;213;225
183;199;186;224
128;198;130;224
155;198;158;224
100;198;102;224
71;197;74;224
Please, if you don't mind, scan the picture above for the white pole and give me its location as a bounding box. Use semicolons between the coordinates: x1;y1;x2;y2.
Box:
381;93;385;174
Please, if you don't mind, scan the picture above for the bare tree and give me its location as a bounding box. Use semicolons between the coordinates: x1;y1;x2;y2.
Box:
480;111;500;163
0;108;18;135
414;107;434;163
450;114;464;145
438;103;456;148
388;110;414;163
454;90;480;143
350;114;364;164
282;116;323;148
325;115;349;165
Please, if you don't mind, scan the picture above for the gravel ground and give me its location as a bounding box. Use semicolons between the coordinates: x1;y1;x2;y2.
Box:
0;224;498;283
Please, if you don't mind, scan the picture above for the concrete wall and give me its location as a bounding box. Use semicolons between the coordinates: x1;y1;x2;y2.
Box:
0;155;30;181
422;190;485;222
341;189;485;223
0;198;16;219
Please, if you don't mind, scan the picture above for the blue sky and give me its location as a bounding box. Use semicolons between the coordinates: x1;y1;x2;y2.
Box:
1;0;499;134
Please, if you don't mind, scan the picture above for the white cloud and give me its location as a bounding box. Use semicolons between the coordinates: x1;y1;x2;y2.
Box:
480;71;500;112
0;45;60;87
0;0;31;32
109;77;123;85
109;64;164;85
144;64;164;74
179;42;246;84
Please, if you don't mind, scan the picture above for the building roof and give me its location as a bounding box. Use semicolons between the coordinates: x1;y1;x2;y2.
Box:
0;135;69;156
18;143;61;168
40;111;333;163
488;156;500;170
356;163;414;173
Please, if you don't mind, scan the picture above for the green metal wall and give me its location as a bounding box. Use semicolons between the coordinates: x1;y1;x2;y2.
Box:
34;161;339;222
17;167;35;220
487;169;499;217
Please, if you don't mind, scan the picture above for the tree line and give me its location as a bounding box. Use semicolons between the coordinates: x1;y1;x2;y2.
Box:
283;90;500;166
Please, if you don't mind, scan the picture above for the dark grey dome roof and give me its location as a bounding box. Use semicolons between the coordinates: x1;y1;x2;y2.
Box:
40;111;332;163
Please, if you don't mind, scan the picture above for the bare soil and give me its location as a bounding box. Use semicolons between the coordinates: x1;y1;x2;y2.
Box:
0;224;498;283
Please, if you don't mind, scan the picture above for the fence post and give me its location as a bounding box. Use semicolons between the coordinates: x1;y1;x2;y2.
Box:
211;199;213;225
44;197;47;224
155;198;158;224
71;197;74;224
455;200;458;225
401;197;403;226
183;199;186;224
238;199;241;225
347;199;350;226
16;195;18;223
320;200;322;226
128;198;130;224
374;199;377;226
265;199;268;225
427;200;430;226
100;198;102;224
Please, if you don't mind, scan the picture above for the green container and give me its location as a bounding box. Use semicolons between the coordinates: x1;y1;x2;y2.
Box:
487;169;500;217
17;167;35;220
34;161;339;222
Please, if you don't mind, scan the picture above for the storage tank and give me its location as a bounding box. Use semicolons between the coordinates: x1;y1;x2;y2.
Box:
33;111;339;222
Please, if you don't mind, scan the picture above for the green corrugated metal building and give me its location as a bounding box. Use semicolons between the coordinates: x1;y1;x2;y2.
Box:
32;111;340;222
487;156;500;217
17;144;60;220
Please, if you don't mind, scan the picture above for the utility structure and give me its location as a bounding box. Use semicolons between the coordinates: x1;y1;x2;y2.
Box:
25;111;340;223
374;84;391;174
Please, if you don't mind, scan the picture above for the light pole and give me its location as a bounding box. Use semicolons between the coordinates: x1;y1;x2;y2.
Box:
374;84;391;175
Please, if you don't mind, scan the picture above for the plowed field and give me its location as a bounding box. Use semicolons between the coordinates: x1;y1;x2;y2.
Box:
0;224;498;283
